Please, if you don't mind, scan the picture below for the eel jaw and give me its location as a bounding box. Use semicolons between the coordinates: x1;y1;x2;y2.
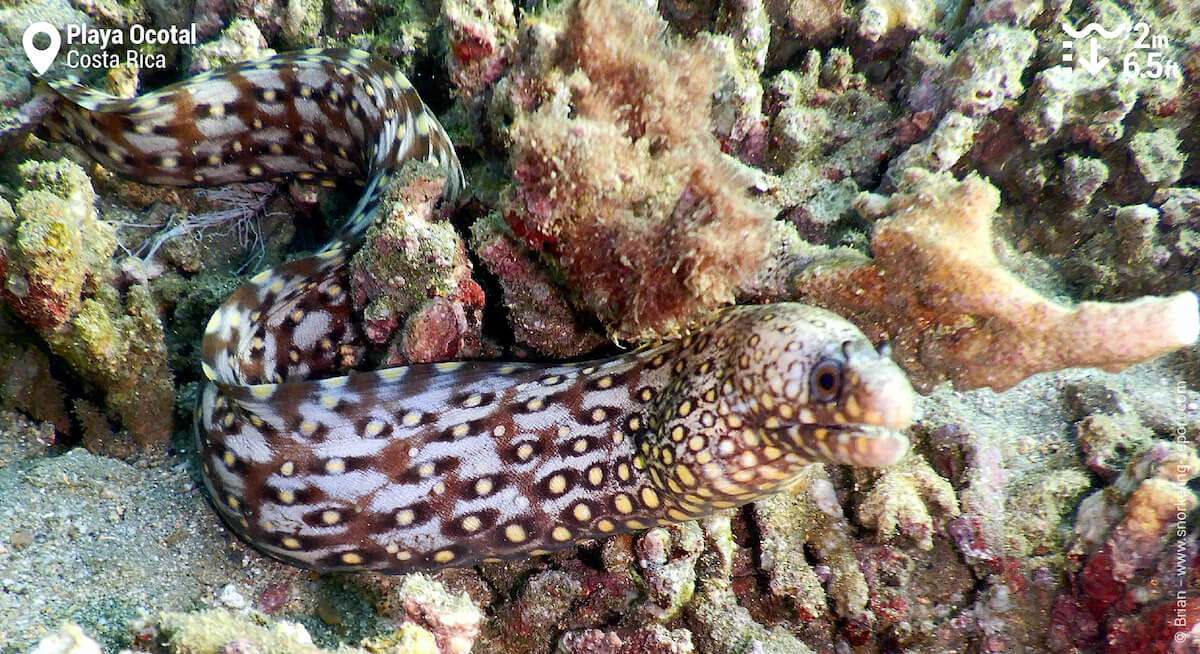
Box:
839;342;917;431
817;424;910;467
765;422;909;468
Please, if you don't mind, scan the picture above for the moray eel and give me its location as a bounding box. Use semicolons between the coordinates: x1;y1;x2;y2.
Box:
41;48;915;573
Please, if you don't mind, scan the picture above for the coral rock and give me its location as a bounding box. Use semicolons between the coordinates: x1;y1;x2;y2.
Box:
1129;128;1185;188
797;168;1200;391
0;328;70;434
349;162;484;365
387;574;482;654
504;0;774;340
765;0;846;62
488;569;584;652
0;163;115;330
856;453;960;550
0;160;173;445
687;582;814;654
1075;412;1155;479
29;622;102;654
557;625;694;654
470;214;605;357
856;0;932;45
156;608;434;654
636;522;703;621
753;465;870;622
1052;441;1200;651
442;0;517;99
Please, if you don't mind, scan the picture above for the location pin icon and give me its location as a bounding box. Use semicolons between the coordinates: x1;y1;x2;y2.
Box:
23;22;61;75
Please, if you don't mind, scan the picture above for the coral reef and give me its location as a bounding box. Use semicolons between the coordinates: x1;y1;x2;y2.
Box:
378;574;482;654
1064;189;1200;299
0;312;70;434
753;466;872;624
29;622;102;654
4;0;1200;651
441;0;517;100
0;165;116;331
705;3;769;165
686;579;814;654
186;18;276;73
887;26;1037;187
483;568;585;652
763;0;845;64
1050;442;1200;651
0;160;174;447
796;168;1199;391
471;213;606;358
1017;56;1177;152
501;0;775;340
557;624;694;654
153;609;440;654
856;454;960;550
857;0;933;46
756;47;895;251
1075;411;1156;478
348;162;485;366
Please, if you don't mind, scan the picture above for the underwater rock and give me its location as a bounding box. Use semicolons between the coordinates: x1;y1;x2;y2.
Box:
637;522;703;621
1064;190;1200;298
856;454;959;550
796;168;1200;391
470;214;605;358
1051;442;1200;651
764;0;846;64
856;0;933;46
1129;128;1186;188
928;412;1090;586
156;608;440;654
1058;154;1110;208
1018;62;1179;151
503;0;774;340
759;49;895;247
0;409;55;467
0;313;70;435
29;622;102;654
557;625;694;654
442;0;517;100
486;569;585;653
705;34;768;166
349;163;485;366
886;25;1036;187
687;581;813;654
557;558;642;630
187;18;275;73
0;163;114;331
382;574;482;654
965;0;1053;28
753;466;870;622
1075;412;1156;479
0;160;174;445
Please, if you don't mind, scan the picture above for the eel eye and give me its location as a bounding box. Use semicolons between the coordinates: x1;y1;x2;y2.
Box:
810;359;842;402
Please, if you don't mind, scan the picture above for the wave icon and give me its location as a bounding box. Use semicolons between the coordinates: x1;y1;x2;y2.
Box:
1061;21;1129;39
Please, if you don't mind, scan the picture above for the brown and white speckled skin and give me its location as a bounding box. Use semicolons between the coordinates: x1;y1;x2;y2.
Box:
43;48;915;574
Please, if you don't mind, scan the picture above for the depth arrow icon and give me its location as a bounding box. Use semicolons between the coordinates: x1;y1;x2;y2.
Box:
1078;38;1109;75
